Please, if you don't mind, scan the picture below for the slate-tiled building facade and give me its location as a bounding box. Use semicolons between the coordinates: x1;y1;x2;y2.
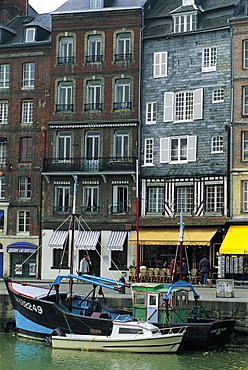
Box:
138;0;246;274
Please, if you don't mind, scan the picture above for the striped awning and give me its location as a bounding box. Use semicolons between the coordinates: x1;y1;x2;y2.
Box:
75;231;100;250
48;230;69;249
7;242;38;253
107;231;127;251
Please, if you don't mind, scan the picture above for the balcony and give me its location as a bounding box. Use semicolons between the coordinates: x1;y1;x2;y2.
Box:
53;206;71;214
113;102;131;111
86;55;103;63
110;204;130;214
57;56;75;65
43;157;136;173
115;53;132;62
81;206;100;214
84;103;103;112
56;104;74;112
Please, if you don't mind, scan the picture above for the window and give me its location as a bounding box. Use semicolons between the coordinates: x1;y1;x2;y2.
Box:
19;177;31;199
25;28;35;42
148;186;164;213
0;177;5;199
112;185;128;213
183;0;194;4
173;13;197;33
243;132;248;161
114;79;131;110
90;0;102;8
56;82;73;112
144;138;154;165
22;100;33;123
202;47;217;72
146;102;157;124
164;88;203;122
0;101;8;124
243;86;248;115
211;136;223;153
0;65;9;88
160;136;197;163
176;186;194;213
23;63;35;88
56;131;71;161
243;40;248;69
0;140;6;164
54;185;70;213
111;241;127;269
85;80;102;111
85;132;100;171
153;52;167;78
206;185;223;213
53;241;69;268
115;33;131;62
18;210;30;232
114;131;129;158
20;137;32;162
87;35;102;63
58;37;74;64
82;186;99;213
212;88;224;103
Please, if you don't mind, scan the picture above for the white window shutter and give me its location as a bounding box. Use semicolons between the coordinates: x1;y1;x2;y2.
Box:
160;137;169;163
193;88;203;120
153;53;160;77
160;51;168;76
187;136;197;162
164;92;174;122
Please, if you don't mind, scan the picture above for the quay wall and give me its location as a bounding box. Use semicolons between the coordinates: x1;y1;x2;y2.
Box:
1;293;248;334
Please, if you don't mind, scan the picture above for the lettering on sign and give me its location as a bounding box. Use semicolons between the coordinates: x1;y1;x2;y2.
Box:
15;296;43;315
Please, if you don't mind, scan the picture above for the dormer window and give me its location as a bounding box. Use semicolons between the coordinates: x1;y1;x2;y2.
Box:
173;13;197;33
25;28;35;42
90;0;103;9
183;0;194;5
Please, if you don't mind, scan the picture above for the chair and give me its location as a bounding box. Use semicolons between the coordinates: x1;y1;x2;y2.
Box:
140;268;147;282
147;268;154;282
159;268;166;283
153;268;160;282
130;268;137;282
190;268;199;284
165;268;171;283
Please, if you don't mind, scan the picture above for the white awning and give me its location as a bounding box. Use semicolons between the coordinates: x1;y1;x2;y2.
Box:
48;230;69;249
75;231;100;250
107;231;127;251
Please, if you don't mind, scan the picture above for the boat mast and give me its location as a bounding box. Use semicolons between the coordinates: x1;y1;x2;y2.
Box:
69;175;78;298
135;159;140;282
179;212;185;280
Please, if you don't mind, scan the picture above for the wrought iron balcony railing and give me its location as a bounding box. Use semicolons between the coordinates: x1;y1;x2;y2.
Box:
84;103;103;112
113;102;131;110
110;204;130;214
53;206;71;214
56;104;74;112
81;206;100;214
43;157;136;173
86;55;103;63
115;53;132;62
57;56;75;65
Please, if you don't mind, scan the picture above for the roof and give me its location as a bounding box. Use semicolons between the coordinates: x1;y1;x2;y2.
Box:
52;0;146;14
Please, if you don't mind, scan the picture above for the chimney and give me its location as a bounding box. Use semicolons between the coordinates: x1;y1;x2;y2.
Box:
0;0;28;25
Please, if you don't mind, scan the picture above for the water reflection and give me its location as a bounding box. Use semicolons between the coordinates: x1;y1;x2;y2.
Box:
0;333;247;370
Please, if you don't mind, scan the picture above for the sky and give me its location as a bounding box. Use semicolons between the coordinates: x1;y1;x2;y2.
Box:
29;0;67;14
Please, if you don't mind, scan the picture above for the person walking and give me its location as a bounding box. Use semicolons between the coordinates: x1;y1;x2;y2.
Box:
182;258;188;281
169;259;179;283
199;254;210;285
78;255;92;276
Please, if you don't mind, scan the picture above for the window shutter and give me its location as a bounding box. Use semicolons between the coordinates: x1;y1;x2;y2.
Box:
153;53;160;77
164;92;174;122
154;52;167;77
193;88;203;120
187;135;197;162
160;51;168;76
160;137;169;163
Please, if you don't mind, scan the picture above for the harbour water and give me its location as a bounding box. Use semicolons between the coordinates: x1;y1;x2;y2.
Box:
0;333;247;370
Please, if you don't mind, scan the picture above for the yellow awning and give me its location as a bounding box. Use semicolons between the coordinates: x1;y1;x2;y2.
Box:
129;227;218;246
219;226;248;254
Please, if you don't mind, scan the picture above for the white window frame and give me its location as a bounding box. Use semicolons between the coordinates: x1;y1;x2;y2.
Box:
90;0;102;8
25;28;36;42
243;40;248;69
212;88;224;103
176;186;194;213
183;0;194;5
116;33;131;61
0;101;8;124
202;47;217;72
153;52;168;78
173;13;197;33
243;181;248;212
83;186;99;213
59;37;74;64
88;35;102;62
146;102;157;124
160;135;197;164
243;86;248;115
56;131;71;161
144;138;154;166
112;185;128;214
211;136;223;154
114;79;131;109
17;210;30;233
242;131;248;161
0;177;5;199
57;82;73;111
21;100;34;123
114;131;129;158
148;186;164;213
19;177;31;199
86;80;101;108
164;88;203;122
23;63;35;88
54;185;70;213
206;184;224;213
0;141;6;164
0;65;10;88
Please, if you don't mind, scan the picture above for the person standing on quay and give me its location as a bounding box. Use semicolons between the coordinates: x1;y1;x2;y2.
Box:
78;255;92;275
199;254;210;285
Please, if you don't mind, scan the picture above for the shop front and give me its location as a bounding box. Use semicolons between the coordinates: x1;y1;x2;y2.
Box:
219;225;248;281
7;242;38;278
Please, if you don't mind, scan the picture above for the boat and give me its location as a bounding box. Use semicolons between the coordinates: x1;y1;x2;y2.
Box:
51;315;186;353
132;280;236;351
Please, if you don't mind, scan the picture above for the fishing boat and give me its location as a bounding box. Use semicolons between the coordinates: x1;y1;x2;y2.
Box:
51;315;186;353
132;280;236;351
